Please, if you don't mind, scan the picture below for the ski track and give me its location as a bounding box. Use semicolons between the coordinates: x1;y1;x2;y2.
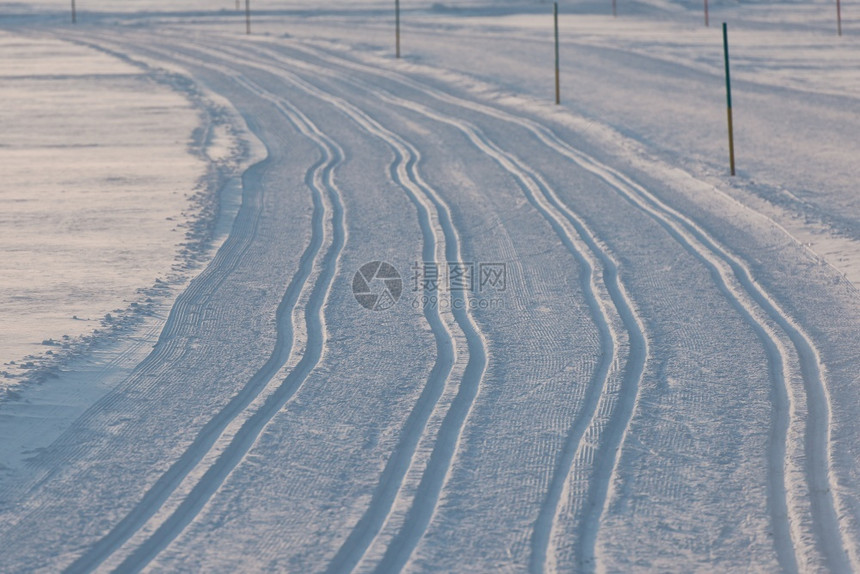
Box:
385;62;839;573
358;86;644;574
177;41;493;573
12;24;851;573
337;75;646;574
0;51;273;550
182;37;611;574
131;37;473;574
53;30;479;574
49;33;346;573
113;64;347;572
221;38;644;573
223;36;849;572
253;56;490;574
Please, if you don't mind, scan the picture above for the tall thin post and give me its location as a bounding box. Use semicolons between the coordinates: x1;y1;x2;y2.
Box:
704;0;709;26
837;0;843;36
395;0;401;58
245;0;251;34
236;0;239;10
723;23;736;176
71;0;76;23
612;0;617;17
554;2;560;105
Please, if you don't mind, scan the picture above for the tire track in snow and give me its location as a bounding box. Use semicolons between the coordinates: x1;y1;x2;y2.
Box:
240;40;851;572
59;37;346;573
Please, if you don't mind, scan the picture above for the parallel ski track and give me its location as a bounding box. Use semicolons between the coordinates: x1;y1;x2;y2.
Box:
62;32;476;574
0;36;276;559
42;26;853;573
247;39;851;572
16;118;267;498
326;72;645;574
116;64;346;573
197;37;630;574
366;93;645;574
224;39;646;573
128;36;471;573
58;34;346;573
180;39;491;573
266;58;488;574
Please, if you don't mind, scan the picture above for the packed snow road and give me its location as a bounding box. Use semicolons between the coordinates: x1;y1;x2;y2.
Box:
1;6;860;573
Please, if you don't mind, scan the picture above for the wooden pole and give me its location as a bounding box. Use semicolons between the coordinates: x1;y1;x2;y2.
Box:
245;0;251;34
837;0;843;36
723;23;736;176
395;0;401;58
554;2;560;105
704;0;709;27
71;0;76;23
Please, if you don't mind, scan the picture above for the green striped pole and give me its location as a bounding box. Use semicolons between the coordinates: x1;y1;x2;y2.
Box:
554;2;560;105
396;0;401;58
723;22;735;176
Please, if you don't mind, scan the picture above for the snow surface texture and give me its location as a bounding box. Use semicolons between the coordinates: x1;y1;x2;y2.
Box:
0;32;208;381
1;0;859;572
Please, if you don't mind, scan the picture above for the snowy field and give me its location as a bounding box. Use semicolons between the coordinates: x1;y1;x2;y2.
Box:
1;0;859;572
0;31;208;379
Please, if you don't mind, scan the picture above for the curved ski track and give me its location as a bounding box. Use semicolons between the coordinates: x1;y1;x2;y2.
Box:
59;37;346;573
214;38;645;573
226;37;850;572
42;27;854;574
153;37;508;573
59;31;485;574
164;37;493;573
